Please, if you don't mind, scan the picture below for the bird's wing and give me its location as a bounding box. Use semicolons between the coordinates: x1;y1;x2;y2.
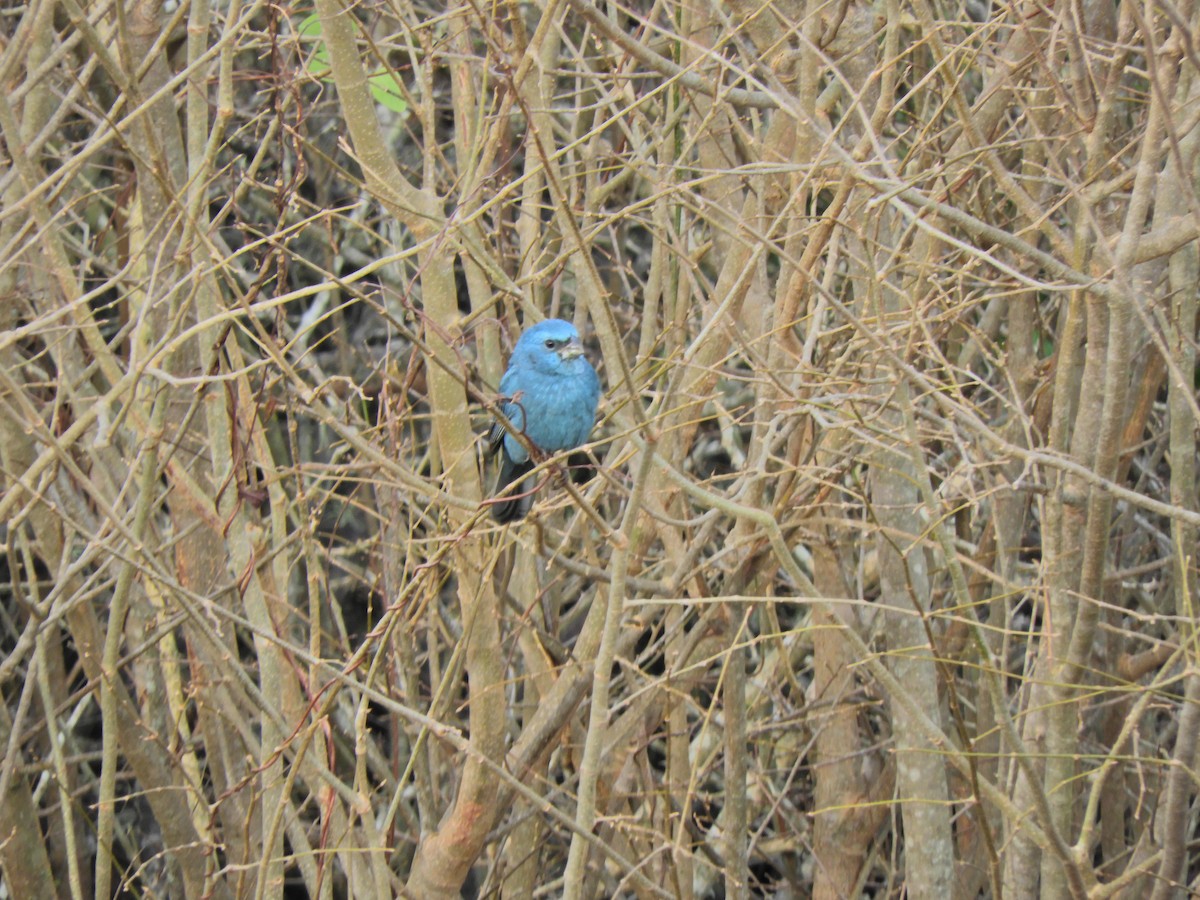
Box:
488;368;525;457
490;453;535;523
486;419;505;458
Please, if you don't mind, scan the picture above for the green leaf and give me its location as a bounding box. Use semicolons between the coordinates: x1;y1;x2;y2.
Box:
297;13;331;78
367;71;408;115
296;13;406;116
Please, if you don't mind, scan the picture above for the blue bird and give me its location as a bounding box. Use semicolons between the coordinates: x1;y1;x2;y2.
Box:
488;319;601;523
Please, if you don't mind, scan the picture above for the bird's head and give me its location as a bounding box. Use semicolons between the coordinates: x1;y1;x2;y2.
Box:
515;319;590;375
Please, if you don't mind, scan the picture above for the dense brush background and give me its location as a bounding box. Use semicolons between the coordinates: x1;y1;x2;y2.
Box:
1;0;1198;897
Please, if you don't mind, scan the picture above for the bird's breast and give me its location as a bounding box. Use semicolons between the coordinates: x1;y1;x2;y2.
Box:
518;369;598;452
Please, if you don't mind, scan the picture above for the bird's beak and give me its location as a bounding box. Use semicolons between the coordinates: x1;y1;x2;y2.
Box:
559;339;585;360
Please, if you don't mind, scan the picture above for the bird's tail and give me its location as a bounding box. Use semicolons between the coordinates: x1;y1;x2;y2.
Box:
491;456;535;523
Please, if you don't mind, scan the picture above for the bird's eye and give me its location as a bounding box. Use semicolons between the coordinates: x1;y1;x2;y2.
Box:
544;339;557;349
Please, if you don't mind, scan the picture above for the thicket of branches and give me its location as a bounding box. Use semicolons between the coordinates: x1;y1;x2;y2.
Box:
2;0;1198;897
